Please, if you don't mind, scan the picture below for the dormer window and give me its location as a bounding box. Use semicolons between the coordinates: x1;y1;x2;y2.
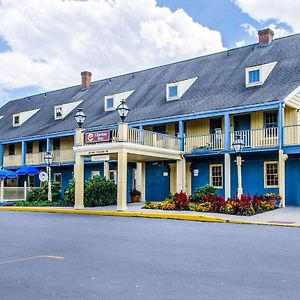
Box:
55;106;63;120
166;77;197;101
105;96;114;111
167;83;179;100
249;69;260;84
13;114;20;127
246;61;277;87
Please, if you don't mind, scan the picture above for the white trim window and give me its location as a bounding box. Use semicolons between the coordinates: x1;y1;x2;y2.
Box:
105;96;114;111
109;170;117;184
13;114;20;127
166;83;179;100
54;173;62;185
54;106;63;120
210;164;223;188
264;161;279;188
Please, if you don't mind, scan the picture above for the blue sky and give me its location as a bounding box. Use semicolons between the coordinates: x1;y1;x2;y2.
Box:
0;0;296;104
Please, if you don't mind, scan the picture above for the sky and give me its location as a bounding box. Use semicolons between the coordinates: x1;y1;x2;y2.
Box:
0;0;297;105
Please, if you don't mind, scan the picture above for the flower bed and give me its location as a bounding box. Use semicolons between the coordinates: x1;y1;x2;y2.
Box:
143;186;277;216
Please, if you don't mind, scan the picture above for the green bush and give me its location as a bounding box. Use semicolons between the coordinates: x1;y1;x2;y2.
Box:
27;181;62;202
191;184;217;201
64;176;117;207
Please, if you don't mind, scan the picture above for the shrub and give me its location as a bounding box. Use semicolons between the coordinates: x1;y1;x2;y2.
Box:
64;177;117;207
27;181;61;202
160;200;176;210
174;191;190;210
191;185;217;201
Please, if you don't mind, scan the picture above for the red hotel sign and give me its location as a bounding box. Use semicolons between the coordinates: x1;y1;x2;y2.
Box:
85;130;110;144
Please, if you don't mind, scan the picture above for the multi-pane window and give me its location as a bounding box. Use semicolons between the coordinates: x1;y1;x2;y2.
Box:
109;170;117;184
264;111;278;128
210;164;223;188
210;117;222;134
13;114;20;126
52;138;60;150
55;106;63;119
264;162;279;187
248;69;260;83
106;97;114;109
54;173;62;184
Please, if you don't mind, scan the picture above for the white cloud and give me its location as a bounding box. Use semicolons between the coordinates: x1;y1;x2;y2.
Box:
234;0;298;32
241;23;257;37
0;0;225;104
235;40;247;47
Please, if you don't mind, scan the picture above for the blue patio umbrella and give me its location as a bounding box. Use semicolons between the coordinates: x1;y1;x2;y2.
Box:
16;166;41;176
0;169;18;179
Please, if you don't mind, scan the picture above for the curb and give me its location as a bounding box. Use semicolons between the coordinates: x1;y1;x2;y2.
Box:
0;206;299;228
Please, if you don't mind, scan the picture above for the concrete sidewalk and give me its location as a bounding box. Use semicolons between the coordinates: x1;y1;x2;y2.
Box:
1;202;300;227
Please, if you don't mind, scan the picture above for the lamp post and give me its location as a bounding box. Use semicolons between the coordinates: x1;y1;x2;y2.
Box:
44;151;54;202
232;134;245;199
75;108;86;128
116;99;130;123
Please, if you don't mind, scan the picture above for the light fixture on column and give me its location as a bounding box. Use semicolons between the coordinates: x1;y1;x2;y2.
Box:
75;108;86;128
44;151;54;202
116;99;130;123
232;134;245;199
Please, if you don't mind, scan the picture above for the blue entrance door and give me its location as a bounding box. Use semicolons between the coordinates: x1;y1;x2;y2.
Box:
146;163;170;201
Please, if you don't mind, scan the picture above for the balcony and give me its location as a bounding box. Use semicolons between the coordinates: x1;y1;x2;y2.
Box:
26;150;74;165
185;132;224;152
86;127;180;151
3;155;22;167
284;125;300;145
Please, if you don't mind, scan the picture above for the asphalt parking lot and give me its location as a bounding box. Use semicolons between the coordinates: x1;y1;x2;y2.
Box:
0;211;299;300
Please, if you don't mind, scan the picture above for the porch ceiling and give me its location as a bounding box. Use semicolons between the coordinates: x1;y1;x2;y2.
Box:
74;142;183;162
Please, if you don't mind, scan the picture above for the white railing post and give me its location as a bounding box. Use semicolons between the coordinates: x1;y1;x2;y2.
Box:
24;180;27;201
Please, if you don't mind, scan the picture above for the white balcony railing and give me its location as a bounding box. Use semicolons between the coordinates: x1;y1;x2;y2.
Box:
231;127;278;148
185;132;224;152
284;125;300;145
3;155;22;167
52;149;74;163
26;152;47;165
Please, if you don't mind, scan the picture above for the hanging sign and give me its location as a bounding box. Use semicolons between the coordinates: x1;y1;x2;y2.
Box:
85;130;110;144
39;171;48;182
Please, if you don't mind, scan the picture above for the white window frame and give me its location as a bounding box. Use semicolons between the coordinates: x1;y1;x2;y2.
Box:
13;114;20;127
91;170;100;178
209;164;223;189
54;105;63;120
246;66;262;87
166;83;179;101
54;173;62;184
104;95;115;111
109;170;117;184
264;161;279;188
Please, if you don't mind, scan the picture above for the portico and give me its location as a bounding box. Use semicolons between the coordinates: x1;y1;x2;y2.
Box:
73;122;185;210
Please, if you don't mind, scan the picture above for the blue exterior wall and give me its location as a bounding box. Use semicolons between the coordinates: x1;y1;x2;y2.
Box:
190;156;225;197
146;163;170;201
286;156;300;206
84;163;104;181
231;152;279;198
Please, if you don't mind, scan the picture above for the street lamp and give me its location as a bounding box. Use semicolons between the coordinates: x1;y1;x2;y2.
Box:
116;99;130;122
44;151;54;202
75;108;86;128
232;134;245;199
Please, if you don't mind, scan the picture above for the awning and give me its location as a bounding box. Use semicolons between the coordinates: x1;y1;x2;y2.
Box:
0;169;18;179
16;166;41;176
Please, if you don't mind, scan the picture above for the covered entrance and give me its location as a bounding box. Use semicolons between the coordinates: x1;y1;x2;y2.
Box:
73;123;185;210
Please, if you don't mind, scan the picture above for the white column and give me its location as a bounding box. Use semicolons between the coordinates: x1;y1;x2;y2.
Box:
224;153;231;199
103;161;110;180
74;153;85;209
279;149;288;207
176;158;186;192
237;155;243;199
186;162;192;196
24;180;27;201
117;150;128;211
118;122;128;142
136;162;146;202
0;179;4;202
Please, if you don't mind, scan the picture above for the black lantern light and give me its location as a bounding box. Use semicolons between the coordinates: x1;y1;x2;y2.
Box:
75;108;86;128
116;99;130;123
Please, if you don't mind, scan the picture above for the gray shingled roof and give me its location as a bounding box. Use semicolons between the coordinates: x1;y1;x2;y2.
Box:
1;33;300;140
